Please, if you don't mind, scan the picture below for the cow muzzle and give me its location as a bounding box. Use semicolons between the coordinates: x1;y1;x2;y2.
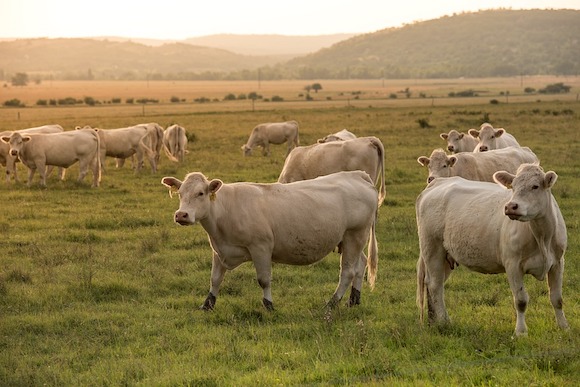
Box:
504;202;522;221
9;150;18;157
174;211;193;225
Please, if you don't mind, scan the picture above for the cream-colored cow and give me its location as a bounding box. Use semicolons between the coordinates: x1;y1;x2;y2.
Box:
317;129;357;143
241;120;299;157
162;171;378;311
278;136;386;205
417;147;538;184
439;129;478;153
468;123;520;152
163;124;187;162
1;128;101;187
416;164;569;336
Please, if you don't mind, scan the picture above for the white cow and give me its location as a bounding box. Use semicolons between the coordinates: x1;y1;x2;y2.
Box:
78;125;156;173
163;124;187;162
1;128;101;187
468;123;520;152
241;120;299;157
140;122;164;171
439;129;478;153
161;170;378;311
417;147;539;184
0;124;64;183
317;129;357;143
278;136;386;205
416;164;569;336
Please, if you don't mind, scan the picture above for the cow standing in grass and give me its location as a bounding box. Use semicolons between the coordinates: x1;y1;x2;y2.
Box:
162;171;378;311
241;120;299;157
416;164;568;336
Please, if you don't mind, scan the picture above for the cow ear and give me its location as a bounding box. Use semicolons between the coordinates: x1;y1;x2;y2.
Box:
493;171;515;189
458;133;464;139
468;129;479;138
440;133;448;140
417;156;430;166
0;136;10;144
544;171;558;189
161;177;182;189
495;128;505;138
448;156;458;167
208;179;223;194
22;136;31;142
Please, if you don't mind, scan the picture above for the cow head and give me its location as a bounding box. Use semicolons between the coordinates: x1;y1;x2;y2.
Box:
241;144;252;156
470;123;504;152
494;163;557;222
162;173;223;225
418;149;456;183
1;132;31;157
440;130;463;153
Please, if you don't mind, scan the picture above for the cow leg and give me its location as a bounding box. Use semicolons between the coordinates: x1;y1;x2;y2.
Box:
201;251;227;311
262;141;270;157
547;258;569;330
347;252;367;306
251;250;275;310
77;159;90;183
422;245;451;325
328;236;364;308
26;166;36;186
505;265;529;336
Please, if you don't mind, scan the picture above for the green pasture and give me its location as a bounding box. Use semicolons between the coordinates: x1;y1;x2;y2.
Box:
0;97;578;385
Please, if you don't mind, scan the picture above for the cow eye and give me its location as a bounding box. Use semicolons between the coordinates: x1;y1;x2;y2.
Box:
196;191;204;197
532;185;539;190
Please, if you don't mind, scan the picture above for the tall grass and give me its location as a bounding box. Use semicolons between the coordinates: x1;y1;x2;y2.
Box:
0;84;578;385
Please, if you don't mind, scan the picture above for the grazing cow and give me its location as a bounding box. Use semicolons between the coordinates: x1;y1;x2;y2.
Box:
161;170;378;311
77;125;157;173
140;122;165;171
416;164;569;336
163;124;187;162
241;120;299;157
278;136;386;205
468;123;520;152
317;129;357;143
439;129;478;153
0;124;64;183
417;146;539;184
1;128;101;187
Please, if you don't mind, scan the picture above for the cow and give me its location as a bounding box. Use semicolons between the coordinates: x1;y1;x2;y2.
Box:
415;164;569;336
468;123;520;152
241;120;299;157
140;122;165;171
1;128;101;187
278;136;386;205
417;146;539;184
317;129;357;143
439;129;478;153
77;125;157;173
162;124;187;162
161;170;378;311
0;124;64;183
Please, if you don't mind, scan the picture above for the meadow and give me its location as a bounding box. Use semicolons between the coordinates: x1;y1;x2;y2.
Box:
0;79;579;385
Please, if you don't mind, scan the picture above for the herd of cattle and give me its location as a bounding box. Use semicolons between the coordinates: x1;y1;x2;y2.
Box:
1;119;569;336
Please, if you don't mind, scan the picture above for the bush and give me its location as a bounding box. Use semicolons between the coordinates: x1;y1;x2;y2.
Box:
524;87;536;94
112;98;121;104
170;96;181;103
417;118;433;128
126;98;134;104
194;97;210;103
271;96;284;102
36;99;48;106
58;97;77;105
3;98;24;107
538;83;571;94
224;93;237;101
84;96;96;106
490;99;500;104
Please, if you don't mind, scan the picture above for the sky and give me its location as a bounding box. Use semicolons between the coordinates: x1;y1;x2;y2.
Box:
1;0;579;40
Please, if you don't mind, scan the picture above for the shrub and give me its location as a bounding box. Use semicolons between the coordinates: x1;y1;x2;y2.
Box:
170;96;181;103
111;98;121;104
490;99;500;104
417;118;433;128
538;83;571;94
271;96;284;102
224;93;237;101
3;98;24;107
524;87;536;94
36;99;48;106
126;98;134;104
84;96;96;106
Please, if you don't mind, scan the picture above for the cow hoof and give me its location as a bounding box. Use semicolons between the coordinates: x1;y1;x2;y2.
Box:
262;298;274;311
200;293;216;311
347;288;361;307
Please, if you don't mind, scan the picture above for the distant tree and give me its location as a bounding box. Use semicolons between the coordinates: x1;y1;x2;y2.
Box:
11;72;28;86
303;85;312;93
311;83;323;93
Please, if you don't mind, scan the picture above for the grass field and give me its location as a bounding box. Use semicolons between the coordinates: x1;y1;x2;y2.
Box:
0;79;579;385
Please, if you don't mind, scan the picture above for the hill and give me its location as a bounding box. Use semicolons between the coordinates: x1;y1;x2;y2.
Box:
0;9;578;81
284;9;580;78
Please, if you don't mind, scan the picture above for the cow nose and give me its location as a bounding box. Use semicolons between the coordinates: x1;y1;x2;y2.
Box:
10;150;17;156
447;146;454;152
175;211;189;223
505;202;518;213
479;146;488;152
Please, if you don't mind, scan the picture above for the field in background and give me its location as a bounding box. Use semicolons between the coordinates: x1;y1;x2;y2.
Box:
0;79;579;385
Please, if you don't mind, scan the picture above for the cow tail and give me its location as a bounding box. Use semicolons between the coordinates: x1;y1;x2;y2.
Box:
371;137;386;206
162;140;179;163
417;256;426;324
366;210;378;290
93;130;102;186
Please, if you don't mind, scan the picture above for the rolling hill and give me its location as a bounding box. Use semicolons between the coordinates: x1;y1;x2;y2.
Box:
0;9;578;80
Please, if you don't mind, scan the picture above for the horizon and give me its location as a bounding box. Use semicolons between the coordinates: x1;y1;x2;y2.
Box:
1;1;580;40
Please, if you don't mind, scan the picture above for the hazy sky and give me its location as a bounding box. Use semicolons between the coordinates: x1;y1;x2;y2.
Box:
1;0;579;39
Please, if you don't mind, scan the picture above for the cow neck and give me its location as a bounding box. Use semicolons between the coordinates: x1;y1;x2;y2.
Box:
198;193;226;235
528;194;560;277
